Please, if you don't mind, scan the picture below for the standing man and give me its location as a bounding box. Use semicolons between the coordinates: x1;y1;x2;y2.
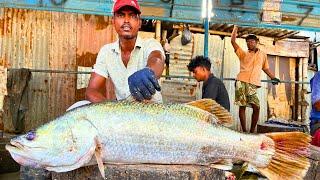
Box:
310;71;320;147
187;56;230;111
86;0;165;103
231;25;280;133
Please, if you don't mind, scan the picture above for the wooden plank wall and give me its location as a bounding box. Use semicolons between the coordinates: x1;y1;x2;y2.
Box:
267;56;297;121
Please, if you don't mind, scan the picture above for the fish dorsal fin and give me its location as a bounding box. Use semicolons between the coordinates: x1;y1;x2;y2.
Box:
185;99;233;126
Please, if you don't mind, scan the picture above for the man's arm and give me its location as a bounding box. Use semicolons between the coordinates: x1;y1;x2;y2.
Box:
85;72;107;103
263;68;281;85
147;50;165;78
263;68;275;79
231;25;240;51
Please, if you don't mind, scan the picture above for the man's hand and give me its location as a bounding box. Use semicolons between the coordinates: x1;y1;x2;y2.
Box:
231;25;239;50
128;68;161;101
271;77;280;85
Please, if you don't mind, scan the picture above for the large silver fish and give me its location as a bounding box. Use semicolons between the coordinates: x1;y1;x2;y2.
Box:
6;99;310;180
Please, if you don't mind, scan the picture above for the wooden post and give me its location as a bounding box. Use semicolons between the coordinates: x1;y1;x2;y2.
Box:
301;57;309;123
298;58;303;121
155;20;161;42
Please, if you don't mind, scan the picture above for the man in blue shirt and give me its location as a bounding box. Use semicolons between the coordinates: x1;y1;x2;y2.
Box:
310;71;320;146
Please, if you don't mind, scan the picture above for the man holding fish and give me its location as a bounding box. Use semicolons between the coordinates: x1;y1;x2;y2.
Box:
85;0;165;103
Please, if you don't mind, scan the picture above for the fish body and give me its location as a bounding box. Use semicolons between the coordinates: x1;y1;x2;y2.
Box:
6;100;310;180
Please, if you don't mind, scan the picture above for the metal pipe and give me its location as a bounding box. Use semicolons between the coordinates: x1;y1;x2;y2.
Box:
7;68;92;74
203;0;209;58
6;68;310;84
222;78;310;84
204;18;209;57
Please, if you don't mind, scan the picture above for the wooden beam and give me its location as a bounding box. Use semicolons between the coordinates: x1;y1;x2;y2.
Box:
172;25;231;36
274;31;300;41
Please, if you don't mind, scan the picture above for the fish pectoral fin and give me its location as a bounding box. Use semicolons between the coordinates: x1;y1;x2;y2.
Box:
209;159;233;170
185;99;233;126
94;138;105;179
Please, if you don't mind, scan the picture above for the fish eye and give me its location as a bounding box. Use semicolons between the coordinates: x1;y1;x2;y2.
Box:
25;130;36;141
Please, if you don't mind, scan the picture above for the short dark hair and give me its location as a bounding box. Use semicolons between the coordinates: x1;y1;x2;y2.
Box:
245;34;259;42
187;56;211;72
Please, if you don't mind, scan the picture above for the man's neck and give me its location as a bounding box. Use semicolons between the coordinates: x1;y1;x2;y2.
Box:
249;48;258;53
203;72;212;82
119;37;137;53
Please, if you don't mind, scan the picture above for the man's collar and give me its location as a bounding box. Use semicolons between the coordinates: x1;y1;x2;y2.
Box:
248;48;259;53
112;37;142;53
111;39;120;53
135;36;142;48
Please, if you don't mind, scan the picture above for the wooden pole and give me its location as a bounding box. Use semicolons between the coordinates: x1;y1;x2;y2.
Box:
155;20;161;42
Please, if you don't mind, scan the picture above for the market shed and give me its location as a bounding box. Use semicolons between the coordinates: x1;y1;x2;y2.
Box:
0;0;320;179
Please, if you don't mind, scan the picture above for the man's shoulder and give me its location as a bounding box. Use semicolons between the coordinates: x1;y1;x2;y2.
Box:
208;76;224;85
257;49;267;56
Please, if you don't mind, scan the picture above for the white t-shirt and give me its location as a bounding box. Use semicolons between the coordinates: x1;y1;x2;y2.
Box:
93;37;165;102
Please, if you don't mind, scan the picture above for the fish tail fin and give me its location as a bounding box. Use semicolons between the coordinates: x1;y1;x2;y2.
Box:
185;99;233;126
257;132;310;180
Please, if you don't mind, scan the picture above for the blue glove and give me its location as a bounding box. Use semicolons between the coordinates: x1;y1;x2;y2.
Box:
128;68;161;101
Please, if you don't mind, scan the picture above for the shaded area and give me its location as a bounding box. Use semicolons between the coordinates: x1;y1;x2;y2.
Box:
3;68;31;133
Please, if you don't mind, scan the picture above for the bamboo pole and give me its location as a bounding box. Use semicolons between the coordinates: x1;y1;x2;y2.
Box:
155;20;161;42
173;25;231;36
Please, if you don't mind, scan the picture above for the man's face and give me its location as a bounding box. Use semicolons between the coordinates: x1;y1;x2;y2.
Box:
246;39;257;51
113;7;141;40
192;67;207;82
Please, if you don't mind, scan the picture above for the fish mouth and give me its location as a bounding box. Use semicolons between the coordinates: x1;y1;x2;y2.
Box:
5;143;41;167
5;141;25;155
7;141;24;150
5;141;45;161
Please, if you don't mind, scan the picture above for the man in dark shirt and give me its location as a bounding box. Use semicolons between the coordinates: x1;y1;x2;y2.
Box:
187;56;230;111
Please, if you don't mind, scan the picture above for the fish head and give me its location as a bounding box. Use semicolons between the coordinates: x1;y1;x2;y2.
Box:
6;115;99;171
